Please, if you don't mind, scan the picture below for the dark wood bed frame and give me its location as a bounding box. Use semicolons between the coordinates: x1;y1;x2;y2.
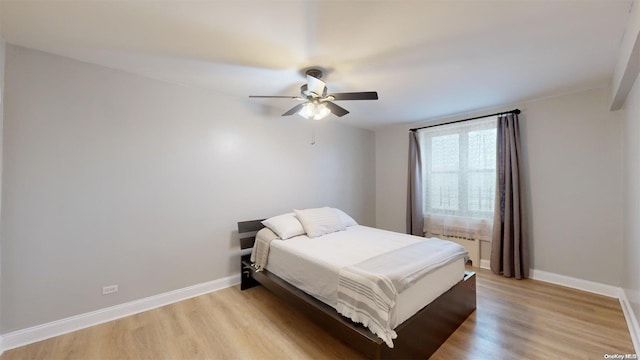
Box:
238;219;476;359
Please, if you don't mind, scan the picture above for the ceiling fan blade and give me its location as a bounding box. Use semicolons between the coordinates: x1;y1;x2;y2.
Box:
282;103;306;116
306;75;326;97
249;95;304;100
329;92;379;101
324;101;350;117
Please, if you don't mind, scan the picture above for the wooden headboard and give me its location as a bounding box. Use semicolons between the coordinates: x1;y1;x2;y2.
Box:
237;219;265;250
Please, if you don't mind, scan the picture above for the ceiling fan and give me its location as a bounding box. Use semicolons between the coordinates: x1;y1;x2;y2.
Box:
249;68;379;120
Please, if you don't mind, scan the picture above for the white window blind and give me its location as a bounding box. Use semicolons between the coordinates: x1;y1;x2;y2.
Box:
419;117;497;241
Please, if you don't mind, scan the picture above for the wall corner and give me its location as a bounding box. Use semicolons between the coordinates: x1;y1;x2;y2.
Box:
611;0;640;110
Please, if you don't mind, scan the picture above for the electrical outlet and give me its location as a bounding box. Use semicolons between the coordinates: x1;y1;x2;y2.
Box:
102;284;118;295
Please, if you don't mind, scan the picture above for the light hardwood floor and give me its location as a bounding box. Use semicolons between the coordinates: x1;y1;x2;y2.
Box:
1;268;635;359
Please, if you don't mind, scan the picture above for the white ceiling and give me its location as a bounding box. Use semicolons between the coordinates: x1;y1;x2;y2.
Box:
0;0;633;129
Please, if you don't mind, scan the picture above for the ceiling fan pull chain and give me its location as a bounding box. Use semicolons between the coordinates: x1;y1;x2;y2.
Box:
310;126;316;145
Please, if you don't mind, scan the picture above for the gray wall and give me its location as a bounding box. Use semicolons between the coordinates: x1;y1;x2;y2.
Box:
618;0;640;341
0;45;375;332
0;40;5;332
622;75;640;336
374;86;624;286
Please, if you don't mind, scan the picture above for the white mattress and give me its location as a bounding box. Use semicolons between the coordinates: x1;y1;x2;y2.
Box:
265;225;466;328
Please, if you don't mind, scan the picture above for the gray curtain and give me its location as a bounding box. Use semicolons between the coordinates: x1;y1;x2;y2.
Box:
490;113;529;279
406;131;424;236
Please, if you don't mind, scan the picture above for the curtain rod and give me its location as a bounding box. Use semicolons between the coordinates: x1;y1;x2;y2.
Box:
409;109;521;132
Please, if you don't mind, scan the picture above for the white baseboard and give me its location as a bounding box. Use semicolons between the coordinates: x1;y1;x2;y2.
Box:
480;260;621;298
620;290;640;354
480;259;491;270
528;269;622;298
0;273;240;352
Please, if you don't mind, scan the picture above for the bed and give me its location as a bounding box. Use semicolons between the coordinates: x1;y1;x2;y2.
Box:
238;209;476;359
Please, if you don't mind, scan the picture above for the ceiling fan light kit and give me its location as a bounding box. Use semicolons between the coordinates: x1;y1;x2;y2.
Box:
300;102;331;120
249;68;378;120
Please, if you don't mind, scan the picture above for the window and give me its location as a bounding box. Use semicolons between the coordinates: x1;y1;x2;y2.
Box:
420;117;497;220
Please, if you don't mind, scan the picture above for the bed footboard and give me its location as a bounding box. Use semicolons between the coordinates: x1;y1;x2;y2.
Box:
385;271;476;359
241;257;475;359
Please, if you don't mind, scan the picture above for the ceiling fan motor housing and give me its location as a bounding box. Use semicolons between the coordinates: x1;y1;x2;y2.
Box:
305;68;323;79
301;84;327;97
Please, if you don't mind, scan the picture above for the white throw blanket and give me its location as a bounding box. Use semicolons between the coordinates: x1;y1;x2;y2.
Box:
336;238;468;348
250;227;279;271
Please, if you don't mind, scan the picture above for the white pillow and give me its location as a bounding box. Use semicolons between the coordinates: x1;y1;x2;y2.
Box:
261;213;305;240
333;208;358;227
294;207;346;238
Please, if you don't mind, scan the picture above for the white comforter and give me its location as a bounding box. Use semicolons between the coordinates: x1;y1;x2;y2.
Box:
266;226;428;305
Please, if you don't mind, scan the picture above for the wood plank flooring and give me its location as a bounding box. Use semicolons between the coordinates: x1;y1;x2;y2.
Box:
2;268;635;359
